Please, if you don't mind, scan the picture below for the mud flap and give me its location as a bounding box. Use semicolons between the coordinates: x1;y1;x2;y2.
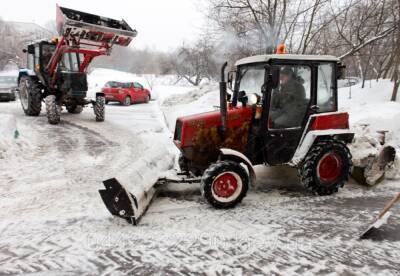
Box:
99;178;156;225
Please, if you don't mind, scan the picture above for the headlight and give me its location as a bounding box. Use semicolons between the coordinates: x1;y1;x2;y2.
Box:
248;94;260;105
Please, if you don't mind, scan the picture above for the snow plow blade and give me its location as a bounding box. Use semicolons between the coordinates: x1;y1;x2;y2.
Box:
99;178;155;225
360;192;400;239
56;5;137;47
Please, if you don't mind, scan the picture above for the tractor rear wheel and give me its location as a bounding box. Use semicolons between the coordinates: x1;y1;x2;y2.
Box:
201;160;249;209
19;76;42;116
299;139;352;196
94;95;105;122
45;95;61;125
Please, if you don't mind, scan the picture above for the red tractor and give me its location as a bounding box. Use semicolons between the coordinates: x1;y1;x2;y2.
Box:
18;5;137;124
100;53;354;225
174;54;353;208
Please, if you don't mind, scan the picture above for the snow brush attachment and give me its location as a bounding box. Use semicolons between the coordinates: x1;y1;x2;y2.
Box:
360;192;400;239
99;178;155;225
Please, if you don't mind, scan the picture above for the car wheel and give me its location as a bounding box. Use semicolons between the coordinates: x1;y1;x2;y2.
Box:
122;96;131;106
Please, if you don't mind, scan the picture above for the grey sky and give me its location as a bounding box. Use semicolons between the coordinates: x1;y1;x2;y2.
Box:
1;0;206;51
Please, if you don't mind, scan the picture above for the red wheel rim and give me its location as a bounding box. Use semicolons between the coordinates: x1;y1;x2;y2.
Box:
212;172;238;198
318;152;343;183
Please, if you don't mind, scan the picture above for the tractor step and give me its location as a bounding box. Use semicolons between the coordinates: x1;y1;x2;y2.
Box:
56;5;137;46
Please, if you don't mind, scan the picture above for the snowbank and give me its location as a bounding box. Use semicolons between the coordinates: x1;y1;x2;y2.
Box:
339;79;400;181
0;114;18;159
161;84;219;131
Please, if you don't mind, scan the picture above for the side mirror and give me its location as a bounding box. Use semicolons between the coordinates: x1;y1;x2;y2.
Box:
227;70;236;90
270;66;280;89
22;49;27;53
237;90;248;106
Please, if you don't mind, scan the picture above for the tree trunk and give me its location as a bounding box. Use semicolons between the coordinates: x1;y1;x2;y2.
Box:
391;70;399;101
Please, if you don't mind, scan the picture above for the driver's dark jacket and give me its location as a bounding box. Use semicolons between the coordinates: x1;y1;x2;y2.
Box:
271;79;307;126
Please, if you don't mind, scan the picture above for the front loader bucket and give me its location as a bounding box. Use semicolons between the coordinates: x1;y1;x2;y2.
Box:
99;178;156;225
56;5;137;46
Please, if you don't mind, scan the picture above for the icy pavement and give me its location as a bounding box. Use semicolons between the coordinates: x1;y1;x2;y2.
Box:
0;99;399;275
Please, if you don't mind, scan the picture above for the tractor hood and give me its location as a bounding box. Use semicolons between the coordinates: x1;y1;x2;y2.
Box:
174;106;253;149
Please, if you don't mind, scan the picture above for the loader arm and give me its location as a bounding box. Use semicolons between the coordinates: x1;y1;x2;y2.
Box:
45;5;137;90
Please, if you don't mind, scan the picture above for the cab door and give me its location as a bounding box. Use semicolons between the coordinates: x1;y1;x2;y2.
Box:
263;63;314;165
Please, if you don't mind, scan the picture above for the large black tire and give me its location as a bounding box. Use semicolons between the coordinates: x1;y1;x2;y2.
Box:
122;96;131;106
45;95;61;125
94;96;105;122
298;139;352;196
19;76;42;116
201;160;249;209
66;105;83;114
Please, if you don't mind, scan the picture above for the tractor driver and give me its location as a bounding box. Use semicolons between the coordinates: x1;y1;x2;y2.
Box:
270;67;306;128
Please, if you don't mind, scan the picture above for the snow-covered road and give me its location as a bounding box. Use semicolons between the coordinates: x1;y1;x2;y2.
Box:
0;92;399;275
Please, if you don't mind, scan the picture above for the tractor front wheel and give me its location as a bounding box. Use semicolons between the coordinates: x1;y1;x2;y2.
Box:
94;95;105;122
299;139;352;196
45;95;61;125
201;160;249;209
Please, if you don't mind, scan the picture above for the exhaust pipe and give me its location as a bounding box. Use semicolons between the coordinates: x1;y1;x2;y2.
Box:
219;62;228;133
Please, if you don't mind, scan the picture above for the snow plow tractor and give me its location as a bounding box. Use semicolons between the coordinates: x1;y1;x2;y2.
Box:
18;5;137;124
100;53;354;224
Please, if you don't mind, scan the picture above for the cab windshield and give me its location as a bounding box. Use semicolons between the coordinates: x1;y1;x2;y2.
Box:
234;64;265;105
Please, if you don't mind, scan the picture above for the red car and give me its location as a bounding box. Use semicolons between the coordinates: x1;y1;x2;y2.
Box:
102;81;151;105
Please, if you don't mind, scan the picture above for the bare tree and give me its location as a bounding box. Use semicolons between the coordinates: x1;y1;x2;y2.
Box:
172;35;218;86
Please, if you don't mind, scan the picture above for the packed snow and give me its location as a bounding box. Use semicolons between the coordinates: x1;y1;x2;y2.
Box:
0;70;399;275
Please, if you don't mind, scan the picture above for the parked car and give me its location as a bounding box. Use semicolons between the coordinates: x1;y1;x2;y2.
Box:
102;81;151;106
0;75;17;101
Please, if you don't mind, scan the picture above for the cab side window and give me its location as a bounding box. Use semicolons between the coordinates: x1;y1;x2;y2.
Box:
269;65;311;129
317;63;336;112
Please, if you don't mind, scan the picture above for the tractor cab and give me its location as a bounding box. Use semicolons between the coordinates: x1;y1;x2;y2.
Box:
228;54;347;165
174;53;353;208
